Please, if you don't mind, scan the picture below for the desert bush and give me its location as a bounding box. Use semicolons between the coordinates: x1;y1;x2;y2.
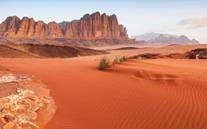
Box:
113;56;128;65
99;58;110;70
113;56;121;64
122;56;128;61
120;57;124;62
99;56;128;70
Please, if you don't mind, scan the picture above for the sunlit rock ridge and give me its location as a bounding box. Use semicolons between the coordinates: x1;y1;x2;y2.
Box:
0;12;128;40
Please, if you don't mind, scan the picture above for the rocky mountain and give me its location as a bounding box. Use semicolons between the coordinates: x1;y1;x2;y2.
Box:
0;12;128;40
132;32;199;44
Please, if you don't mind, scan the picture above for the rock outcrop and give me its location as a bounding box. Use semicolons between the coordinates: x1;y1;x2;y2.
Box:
185;48;207;59
0;71;56;129
0;12;128;40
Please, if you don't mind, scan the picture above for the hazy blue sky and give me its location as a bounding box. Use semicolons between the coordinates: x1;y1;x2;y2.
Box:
1;0;207;42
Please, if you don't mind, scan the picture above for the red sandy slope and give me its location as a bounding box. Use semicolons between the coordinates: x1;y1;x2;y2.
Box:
0;58;206;129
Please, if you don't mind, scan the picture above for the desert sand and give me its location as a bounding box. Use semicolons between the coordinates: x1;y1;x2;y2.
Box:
0;45;206;129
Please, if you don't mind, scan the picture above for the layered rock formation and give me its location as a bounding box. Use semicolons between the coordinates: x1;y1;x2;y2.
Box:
0;12;128;40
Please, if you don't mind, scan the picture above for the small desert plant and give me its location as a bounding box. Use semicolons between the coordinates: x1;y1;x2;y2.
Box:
122;56;128;61
113;56;128;65
99;58;110;70
119;57;124;62
113;56;121;64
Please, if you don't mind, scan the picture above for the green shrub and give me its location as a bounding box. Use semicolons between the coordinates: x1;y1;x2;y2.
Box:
113;56;128;65
122;56;128;61
113;56;121;64
119;57;124;62
99;58;110;70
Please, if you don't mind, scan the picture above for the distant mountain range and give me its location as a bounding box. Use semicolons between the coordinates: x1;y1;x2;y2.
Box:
132;32;199;44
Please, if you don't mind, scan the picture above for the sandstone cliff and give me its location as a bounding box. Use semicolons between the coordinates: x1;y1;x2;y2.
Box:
0;12;128;40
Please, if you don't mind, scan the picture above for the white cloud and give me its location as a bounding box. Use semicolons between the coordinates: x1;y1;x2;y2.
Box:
178;16;207;28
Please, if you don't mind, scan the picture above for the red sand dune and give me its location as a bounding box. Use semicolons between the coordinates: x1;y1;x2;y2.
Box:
0;56;206;129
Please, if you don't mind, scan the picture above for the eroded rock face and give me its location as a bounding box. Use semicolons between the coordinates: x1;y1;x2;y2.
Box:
0;71;56;129
185;48;207;59
0;12;128;40
0;16;21;37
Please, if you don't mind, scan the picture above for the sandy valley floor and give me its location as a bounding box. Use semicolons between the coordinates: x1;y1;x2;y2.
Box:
0;45;206;129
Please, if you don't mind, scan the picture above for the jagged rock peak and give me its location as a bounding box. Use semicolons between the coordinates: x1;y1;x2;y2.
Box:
0;12;128;40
